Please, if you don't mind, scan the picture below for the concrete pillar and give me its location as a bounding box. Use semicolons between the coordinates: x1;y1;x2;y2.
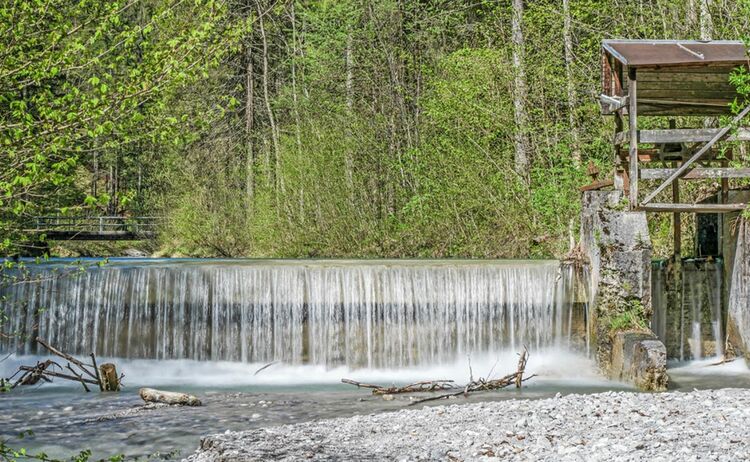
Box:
581;190;668;390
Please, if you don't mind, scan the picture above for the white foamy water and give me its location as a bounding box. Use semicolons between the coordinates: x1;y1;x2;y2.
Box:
0;348;607;389
668;357;750;376
0;259;588;369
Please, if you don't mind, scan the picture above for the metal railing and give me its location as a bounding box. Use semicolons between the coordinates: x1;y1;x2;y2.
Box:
31;216;161;236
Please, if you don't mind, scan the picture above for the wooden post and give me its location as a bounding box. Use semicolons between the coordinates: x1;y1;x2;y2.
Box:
671;159;683;359
672;162;681;257
721;150;731;205
614;113;625;190
628;68;638;208
99;363;121;391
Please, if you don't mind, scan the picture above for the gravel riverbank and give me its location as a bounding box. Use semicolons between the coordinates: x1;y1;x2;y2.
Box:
187;388;750;461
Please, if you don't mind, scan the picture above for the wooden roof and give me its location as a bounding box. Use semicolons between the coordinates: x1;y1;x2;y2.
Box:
602;40;747;68
601;40;749;116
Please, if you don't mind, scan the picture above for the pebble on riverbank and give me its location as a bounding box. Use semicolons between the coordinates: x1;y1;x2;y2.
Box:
187;388;750;462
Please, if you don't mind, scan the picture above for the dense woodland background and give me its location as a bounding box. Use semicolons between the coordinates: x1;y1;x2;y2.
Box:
2;0;750;259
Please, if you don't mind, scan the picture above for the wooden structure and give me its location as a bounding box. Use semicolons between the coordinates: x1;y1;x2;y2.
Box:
30;215;159;241
600;39;750;214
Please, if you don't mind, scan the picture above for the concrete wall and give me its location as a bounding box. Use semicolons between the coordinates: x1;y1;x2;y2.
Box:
581;190;668;391
726;218;750;361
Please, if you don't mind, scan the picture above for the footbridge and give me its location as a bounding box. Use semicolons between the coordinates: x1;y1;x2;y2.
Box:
30;216;160;241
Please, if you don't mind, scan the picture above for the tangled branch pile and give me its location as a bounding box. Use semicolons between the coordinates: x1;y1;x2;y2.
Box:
4;337;121;392
341;379;459;395
342;347;534;406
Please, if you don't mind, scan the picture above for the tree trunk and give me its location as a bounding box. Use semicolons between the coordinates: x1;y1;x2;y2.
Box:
511;0;530;180
563;0;580;165
257;4;282;197
290;3;302;158
687;0;698;30
245;40;255;205
290;2;304;221
345;32;354;189
99;363;120;391
699;0;713;40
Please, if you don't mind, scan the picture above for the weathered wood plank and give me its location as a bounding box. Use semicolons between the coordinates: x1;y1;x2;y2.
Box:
639;80;735;91
636;64;742;73
638;105;734;116
617;128;750;144
640;168;750;180
639;203;747;213
638;89;737;99
638;72;732;83
638;128;750;143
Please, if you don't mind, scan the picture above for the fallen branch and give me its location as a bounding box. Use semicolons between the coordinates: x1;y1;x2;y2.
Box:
36;337;98;382
409;347;533;406
66;364;91;392
90;352;104;391
18;365;99;385
710;356;736;366
13;360;61;388
341;378;458;395
254;361;279;376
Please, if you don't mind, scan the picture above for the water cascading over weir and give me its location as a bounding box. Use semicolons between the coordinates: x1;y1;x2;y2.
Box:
0;260;589;369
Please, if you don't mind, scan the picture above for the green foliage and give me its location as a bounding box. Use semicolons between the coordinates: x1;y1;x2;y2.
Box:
607;300;649;333
0;0;242;255
4;0;750;259
0;429;124;462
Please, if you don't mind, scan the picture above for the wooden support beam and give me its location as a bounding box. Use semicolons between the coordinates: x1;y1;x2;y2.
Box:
628;69;638;207
640;203;747;213
638;128;750;144
640;168;750;180
614;128;750;145
579;179;614;192
641;104;750;206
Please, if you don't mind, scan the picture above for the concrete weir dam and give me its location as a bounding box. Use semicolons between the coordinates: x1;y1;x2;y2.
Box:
1;259;590;367
0;255;735;372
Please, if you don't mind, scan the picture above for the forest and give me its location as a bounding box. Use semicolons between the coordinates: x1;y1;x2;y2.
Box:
2;0;750;259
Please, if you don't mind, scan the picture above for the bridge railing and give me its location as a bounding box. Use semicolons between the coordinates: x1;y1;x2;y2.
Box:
31;216;162;235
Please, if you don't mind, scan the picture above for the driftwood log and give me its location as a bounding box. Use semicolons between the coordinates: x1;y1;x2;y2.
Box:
139;388;202;406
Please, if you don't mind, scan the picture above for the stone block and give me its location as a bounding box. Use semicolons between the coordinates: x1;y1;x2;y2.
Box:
609;331;667;391
631;339;668;391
